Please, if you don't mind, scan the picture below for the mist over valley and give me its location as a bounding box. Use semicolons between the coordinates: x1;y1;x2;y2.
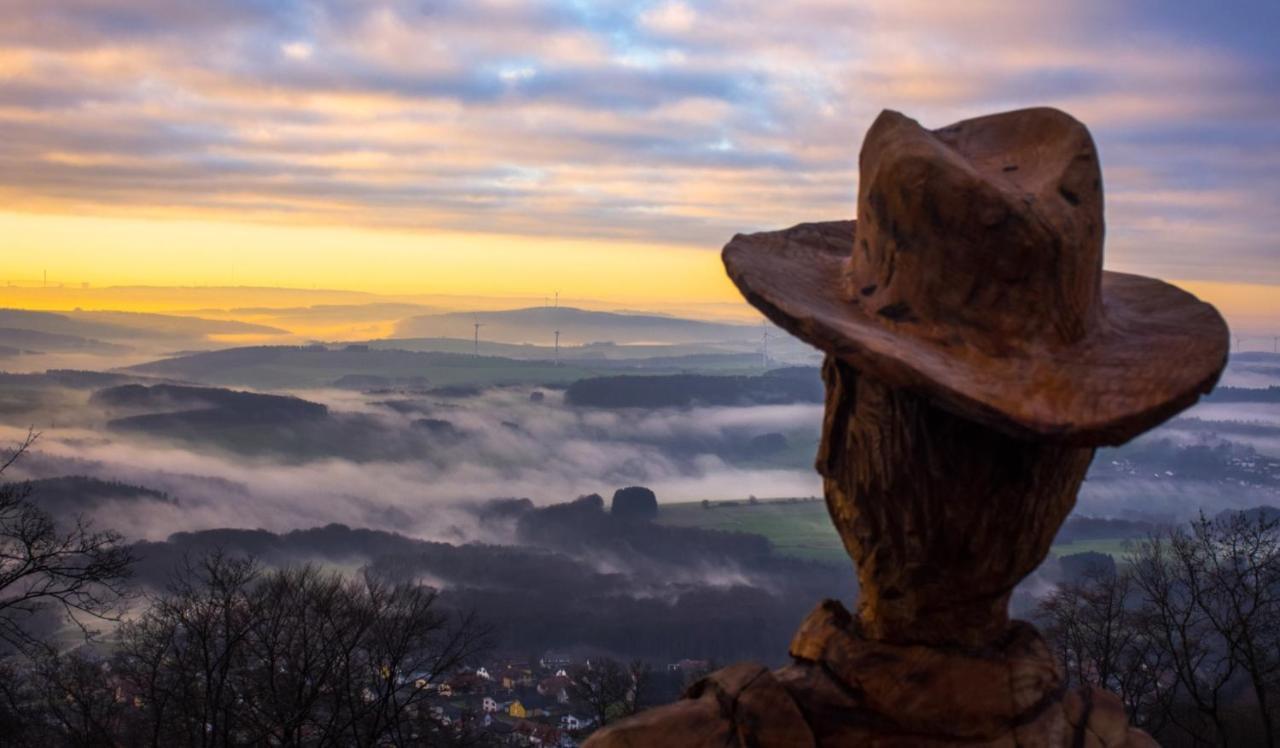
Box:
2;297;1277;667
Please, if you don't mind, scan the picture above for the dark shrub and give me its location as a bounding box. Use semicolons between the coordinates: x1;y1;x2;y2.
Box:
611;486;658;520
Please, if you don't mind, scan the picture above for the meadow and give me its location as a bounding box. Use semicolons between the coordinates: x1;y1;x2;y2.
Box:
658;498;1138;565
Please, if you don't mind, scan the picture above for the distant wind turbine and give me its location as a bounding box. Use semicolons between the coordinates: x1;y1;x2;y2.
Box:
554;330;561;365
761;322;770;369
473;321;484;356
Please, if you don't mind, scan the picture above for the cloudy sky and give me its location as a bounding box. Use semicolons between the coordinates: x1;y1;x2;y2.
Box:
1;1;1277;320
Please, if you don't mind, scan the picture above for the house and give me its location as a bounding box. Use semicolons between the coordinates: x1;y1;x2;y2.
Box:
447;672;484;694
500;664;535;689
540;651;573;670
483;696;500;713
560;714;589;731
476;666;492;680
508;699;527;718
513;687;556;717
668;659;710;674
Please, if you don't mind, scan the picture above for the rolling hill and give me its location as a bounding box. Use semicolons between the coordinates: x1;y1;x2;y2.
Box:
395;306;765;346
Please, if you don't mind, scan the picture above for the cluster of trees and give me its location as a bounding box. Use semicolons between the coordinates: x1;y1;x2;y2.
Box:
1;554;490;747
0;436;490;747
1037;510;1280;746
0;432;134;654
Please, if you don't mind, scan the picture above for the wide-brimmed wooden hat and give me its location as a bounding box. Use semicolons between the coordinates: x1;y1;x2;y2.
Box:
723;108;1228;446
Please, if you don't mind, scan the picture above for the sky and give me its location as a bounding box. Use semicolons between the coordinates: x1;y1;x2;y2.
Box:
1;0;1278;325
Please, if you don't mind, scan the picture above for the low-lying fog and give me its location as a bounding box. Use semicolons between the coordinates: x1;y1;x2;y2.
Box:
4;367;1279;541
1;345;1278;662
1;385;825;543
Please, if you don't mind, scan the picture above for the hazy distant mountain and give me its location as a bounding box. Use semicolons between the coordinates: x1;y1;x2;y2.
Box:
395;306;763;345
64;310;287;338
0;369;148;389
25;475;177;514
1204;385;1280;403
366;337;774;369
93;383;328;420
0;308;284;348
0;326;129;354
222;303;435;324
122;343;776;389
124;345;601;389
0;309;144;340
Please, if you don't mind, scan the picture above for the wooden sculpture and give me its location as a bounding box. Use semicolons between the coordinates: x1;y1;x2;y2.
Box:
585;108;1229;747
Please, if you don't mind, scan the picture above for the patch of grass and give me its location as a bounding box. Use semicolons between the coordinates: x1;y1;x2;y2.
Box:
660;499;1140;565
1048;538;1137;559
660;499;848;564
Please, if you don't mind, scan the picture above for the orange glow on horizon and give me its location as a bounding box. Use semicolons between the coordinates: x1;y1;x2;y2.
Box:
2;211;1275;335
0;210;740;305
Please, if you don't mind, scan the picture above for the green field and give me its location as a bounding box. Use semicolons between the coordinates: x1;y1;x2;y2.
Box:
658;499;1137;565
660;498;846;563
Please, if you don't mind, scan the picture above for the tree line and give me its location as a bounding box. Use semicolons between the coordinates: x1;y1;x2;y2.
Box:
0;435;489;747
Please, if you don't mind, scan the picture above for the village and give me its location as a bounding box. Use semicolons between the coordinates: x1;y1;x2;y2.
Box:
403;653;711;746
0;646;713;746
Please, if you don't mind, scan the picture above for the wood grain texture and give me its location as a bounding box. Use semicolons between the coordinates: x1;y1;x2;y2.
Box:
586;107;1195;746
818;356;1093;647
721;109;1228;447
585;601;1158;747
853;109;1104;348
723;219;1227;446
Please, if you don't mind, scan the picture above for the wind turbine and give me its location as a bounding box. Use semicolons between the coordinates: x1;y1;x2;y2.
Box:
554;330;561;365
473;320;484;356
761;322;770;369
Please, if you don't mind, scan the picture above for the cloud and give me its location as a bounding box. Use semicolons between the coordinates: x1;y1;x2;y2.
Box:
639;2;697;35
0;0;1276;284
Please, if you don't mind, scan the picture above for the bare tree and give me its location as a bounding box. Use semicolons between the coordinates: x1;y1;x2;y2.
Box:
31;649;129;746
1130;526;1239;745
110;553;489;748
113;551;261;747
570;657;652;728
1036;564;1171;731
0;431;133;653
1179;512;1280;748
1038;511;1280;746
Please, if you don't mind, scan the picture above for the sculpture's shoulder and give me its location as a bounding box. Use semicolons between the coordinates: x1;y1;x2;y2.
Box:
584;600;1161;747
583;661;815;748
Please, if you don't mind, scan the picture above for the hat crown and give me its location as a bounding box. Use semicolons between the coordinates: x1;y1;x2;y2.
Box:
850;108;1105;348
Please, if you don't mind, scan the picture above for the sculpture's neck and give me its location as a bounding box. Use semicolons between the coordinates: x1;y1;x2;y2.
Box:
817;357;1095;648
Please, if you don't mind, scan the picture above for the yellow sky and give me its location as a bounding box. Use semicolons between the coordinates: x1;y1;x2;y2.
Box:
2;0;1277;338
1;210;738;304
4;209;1277;339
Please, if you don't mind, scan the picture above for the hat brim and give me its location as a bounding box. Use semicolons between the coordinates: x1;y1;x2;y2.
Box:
723;220;1229;446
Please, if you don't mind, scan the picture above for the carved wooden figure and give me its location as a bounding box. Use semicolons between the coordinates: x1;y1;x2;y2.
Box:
586;108;1228;747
